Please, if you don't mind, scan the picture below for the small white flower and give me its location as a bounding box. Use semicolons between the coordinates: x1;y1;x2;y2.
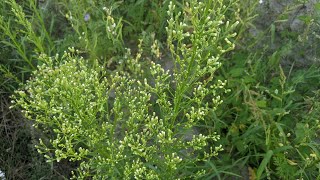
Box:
0;169;6;180
259;0;263;4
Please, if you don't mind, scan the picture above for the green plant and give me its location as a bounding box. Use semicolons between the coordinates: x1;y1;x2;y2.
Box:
57;0;124;62
213;35;320;180
3;0;320;179
11;0;240;178
118;0;171;40
0;0;60;94
0;0;54;68
0;93;63;179
200;0;320;178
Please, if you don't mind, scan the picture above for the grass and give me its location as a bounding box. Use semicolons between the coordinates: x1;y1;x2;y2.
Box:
1;0;320;179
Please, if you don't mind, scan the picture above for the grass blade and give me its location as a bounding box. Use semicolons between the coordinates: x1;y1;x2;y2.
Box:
256;150;273;179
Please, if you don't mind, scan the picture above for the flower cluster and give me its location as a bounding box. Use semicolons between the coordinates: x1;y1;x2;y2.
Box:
12;0;239;178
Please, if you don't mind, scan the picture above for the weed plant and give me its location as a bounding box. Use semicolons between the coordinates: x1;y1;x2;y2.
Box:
1;0;320;179
10;0;239;179
214;51;320;179
0;94;64;179
210;0;320;179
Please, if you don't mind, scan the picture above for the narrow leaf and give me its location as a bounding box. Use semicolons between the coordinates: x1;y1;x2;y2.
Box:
256;150;273;179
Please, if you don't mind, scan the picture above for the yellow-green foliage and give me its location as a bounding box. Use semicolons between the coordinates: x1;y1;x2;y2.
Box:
11;0;239;178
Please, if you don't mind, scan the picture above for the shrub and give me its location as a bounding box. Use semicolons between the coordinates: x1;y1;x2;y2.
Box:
11;0;239;178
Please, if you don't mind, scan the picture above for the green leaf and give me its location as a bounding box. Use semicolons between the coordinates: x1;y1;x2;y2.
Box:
268;51;280;68
256;100;267;108
270;24;275;45
243;76;256;84
294;123;307;143
315;3;320;10
234;140;246;152
229;67;245;77
271;108;288;116
256;150;273;179
273;146;293;154
298;15;312;24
